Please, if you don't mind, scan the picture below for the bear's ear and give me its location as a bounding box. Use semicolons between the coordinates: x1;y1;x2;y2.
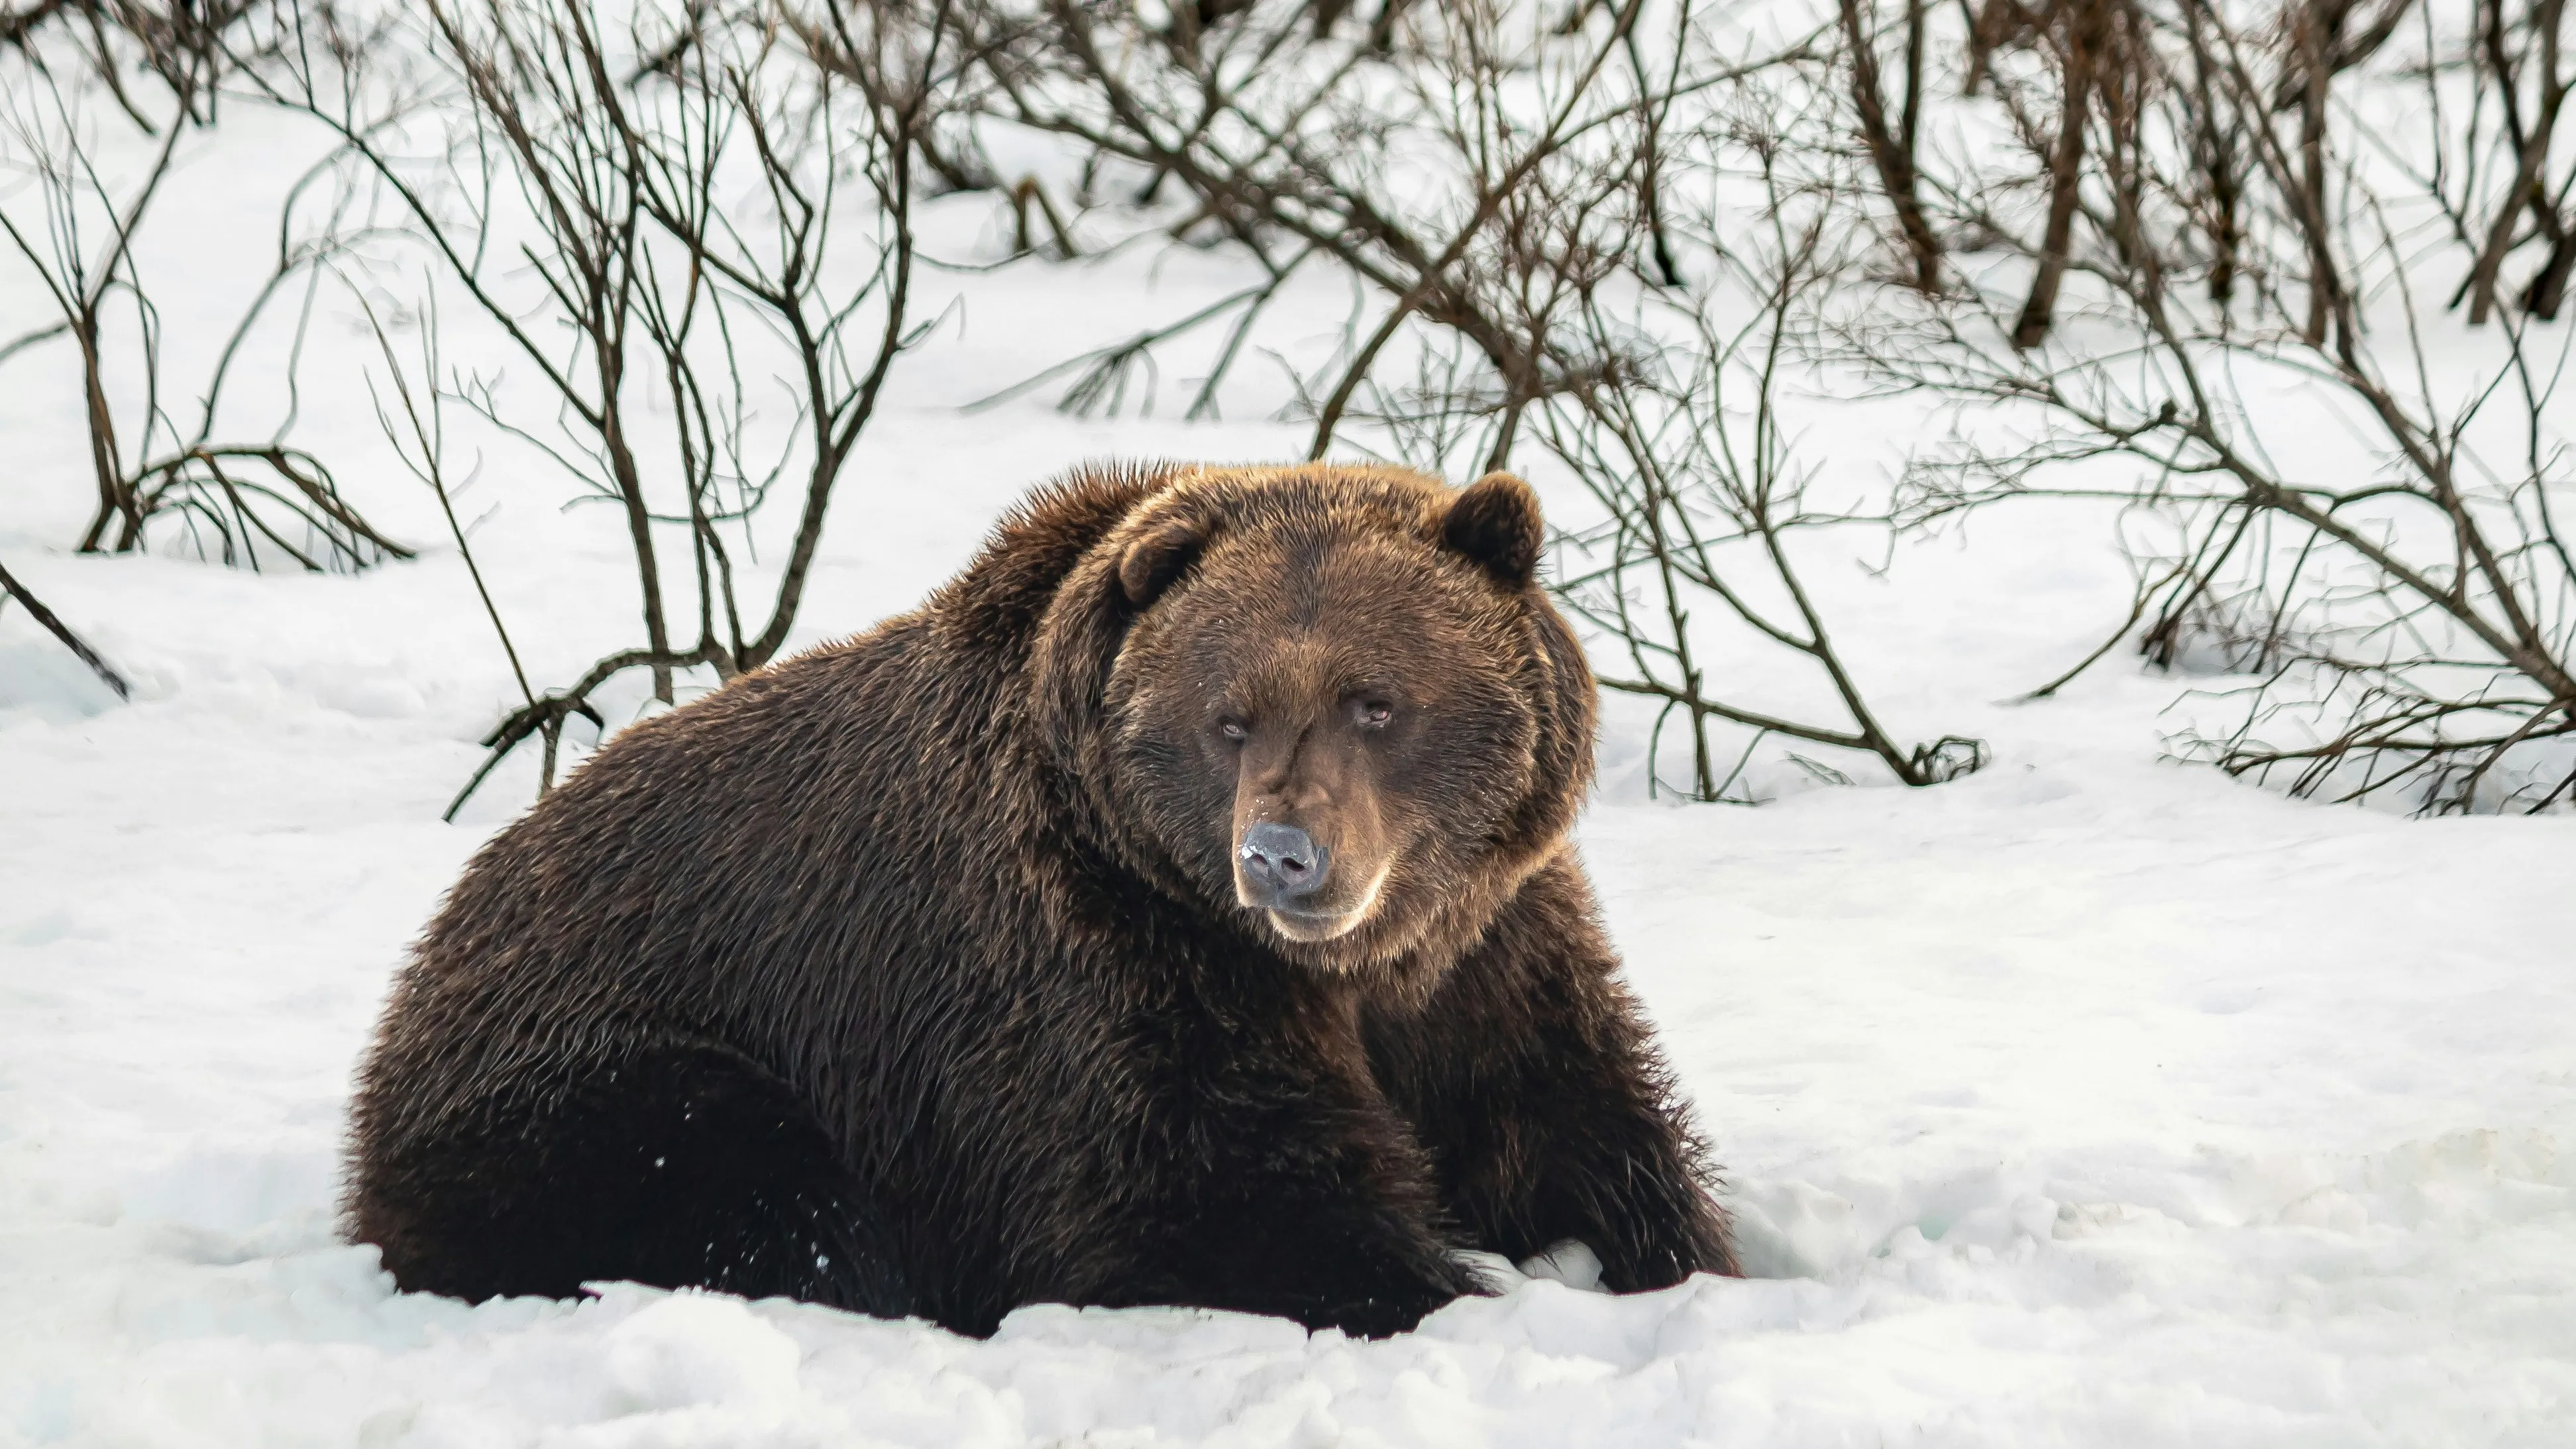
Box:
1441;472;1545;588
1118;513;1212;610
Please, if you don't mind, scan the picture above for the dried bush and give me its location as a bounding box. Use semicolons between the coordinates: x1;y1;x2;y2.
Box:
1542;104;1986;797
0;0;406;569
245;0;939;810
1854;0;2576;810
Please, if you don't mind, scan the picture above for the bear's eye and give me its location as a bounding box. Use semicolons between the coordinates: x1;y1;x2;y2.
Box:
1353;699;1393;730
1217;717;1249;742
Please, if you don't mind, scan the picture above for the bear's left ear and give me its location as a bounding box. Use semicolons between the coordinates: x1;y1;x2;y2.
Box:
1441;472;1545;588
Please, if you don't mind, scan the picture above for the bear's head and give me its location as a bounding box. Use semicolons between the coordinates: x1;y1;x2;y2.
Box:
1032;464;1595;996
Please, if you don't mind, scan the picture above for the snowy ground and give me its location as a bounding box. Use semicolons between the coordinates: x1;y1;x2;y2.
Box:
5;154;2576;1445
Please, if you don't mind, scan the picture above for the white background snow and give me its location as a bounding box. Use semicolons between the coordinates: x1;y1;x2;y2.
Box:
3;90;2574;1448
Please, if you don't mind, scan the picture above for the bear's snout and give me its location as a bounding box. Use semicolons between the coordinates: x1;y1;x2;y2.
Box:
1238;822;1330;907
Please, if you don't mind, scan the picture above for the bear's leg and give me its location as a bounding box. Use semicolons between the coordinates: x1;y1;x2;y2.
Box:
1118;1071;1481;1338
1366;866;1738;1291
357;1041;908;1316
1166;1173;1479;1336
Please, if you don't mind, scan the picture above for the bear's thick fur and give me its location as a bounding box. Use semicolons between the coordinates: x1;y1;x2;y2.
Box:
347;462;1735;1336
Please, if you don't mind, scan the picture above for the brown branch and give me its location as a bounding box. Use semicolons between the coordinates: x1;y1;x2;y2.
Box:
0;557;130;699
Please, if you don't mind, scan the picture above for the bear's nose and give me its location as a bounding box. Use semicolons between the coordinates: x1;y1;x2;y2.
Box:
1238;822;1330;906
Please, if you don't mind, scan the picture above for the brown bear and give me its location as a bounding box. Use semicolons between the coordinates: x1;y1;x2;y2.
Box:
347;462;1736;1337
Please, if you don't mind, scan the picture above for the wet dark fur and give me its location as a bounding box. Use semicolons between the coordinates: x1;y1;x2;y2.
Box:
347;462;1737;1337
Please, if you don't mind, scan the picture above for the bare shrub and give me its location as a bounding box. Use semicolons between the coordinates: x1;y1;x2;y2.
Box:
1543;97;1985;797
0;0;406;569
246;0;939;810
1863;0;2576;811
955;2;1814;460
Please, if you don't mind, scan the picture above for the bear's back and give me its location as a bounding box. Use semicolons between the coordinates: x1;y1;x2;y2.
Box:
377;462;1175;1100
353;472;1184;1322
372;616;1016;1120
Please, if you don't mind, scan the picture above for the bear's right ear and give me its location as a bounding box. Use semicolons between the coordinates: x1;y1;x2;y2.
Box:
1118;513;1212;610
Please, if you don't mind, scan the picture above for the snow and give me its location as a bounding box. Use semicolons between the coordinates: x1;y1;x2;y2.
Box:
5;125;2576;1448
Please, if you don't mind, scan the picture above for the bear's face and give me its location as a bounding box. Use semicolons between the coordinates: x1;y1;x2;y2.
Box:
1063;468;1593;983
1126;531;1532;951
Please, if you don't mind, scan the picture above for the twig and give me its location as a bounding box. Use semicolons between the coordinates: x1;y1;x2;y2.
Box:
0;557;131;700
